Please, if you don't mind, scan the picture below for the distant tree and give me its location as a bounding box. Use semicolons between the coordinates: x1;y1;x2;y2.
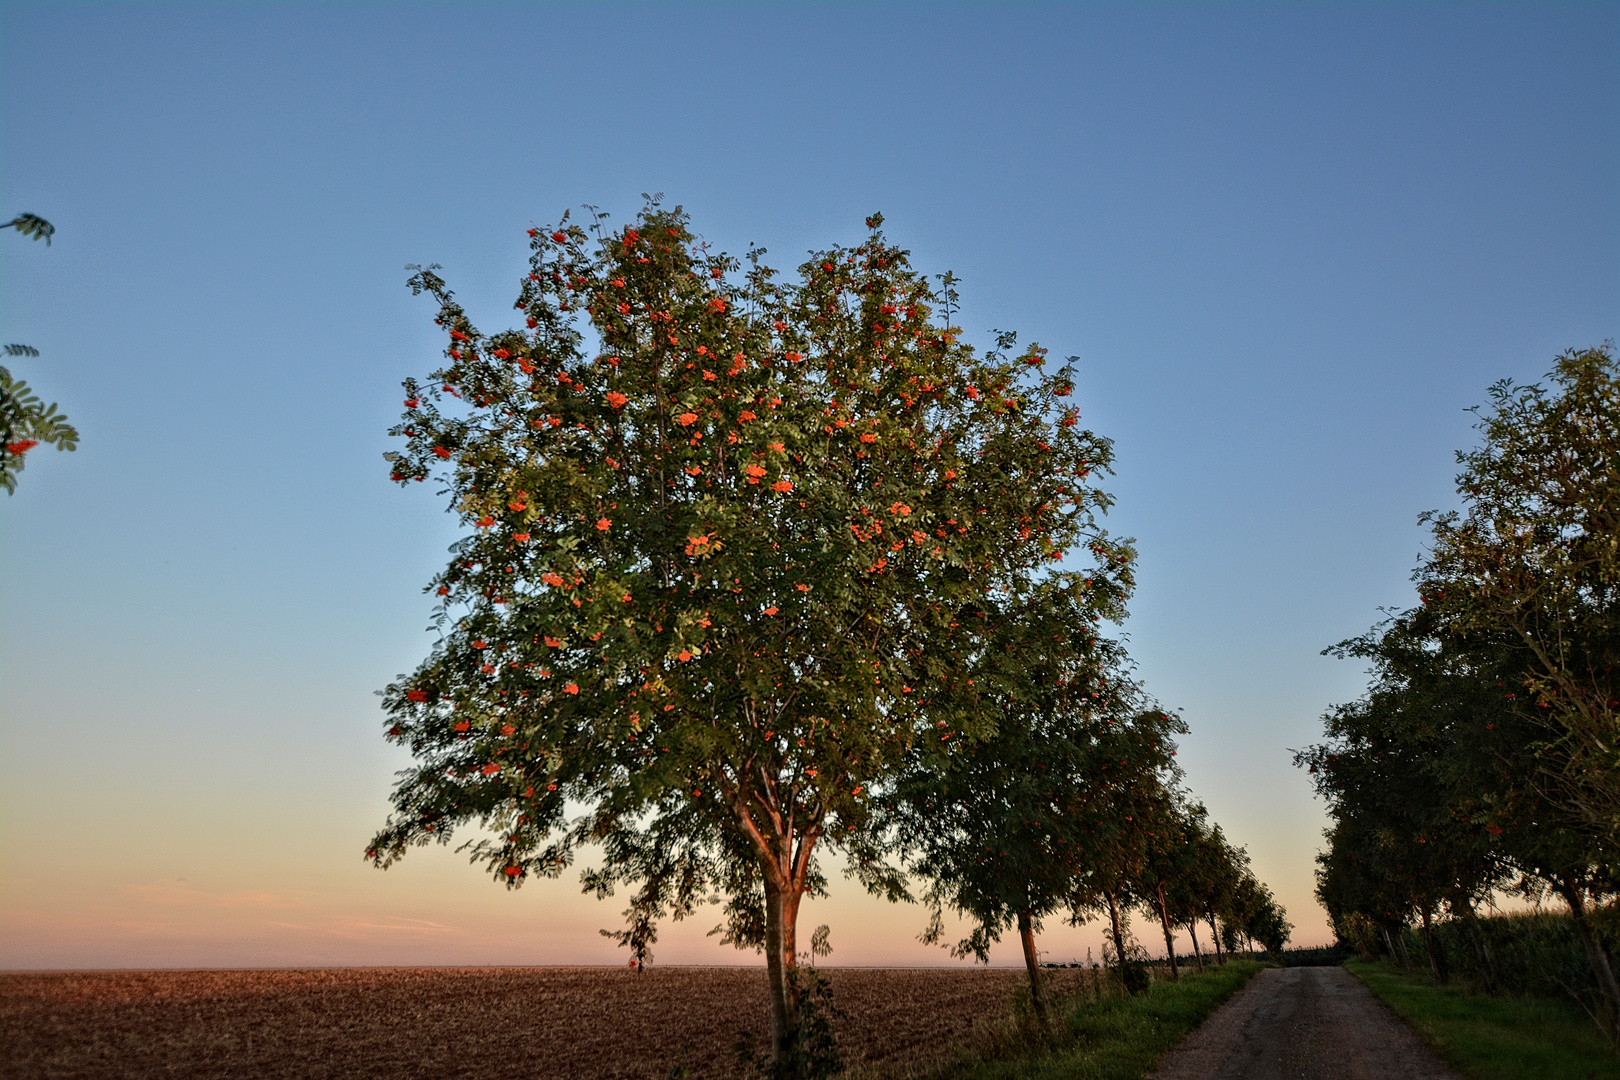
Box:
1304;614;1522;984
1187;821;1247;966
1218;871;1272;957
1155;805;1234;973
366;201;1119;1072
887;577;1140;1025
1067;706;1187;992
1;213;78;494
1129;790;1179;979
1247;888;1292;955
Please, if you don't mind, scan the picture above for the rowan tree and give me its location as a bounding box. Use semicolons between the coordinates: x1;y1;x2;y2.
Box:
1246;888;1292;955
1308;607;1617;1018
1154;804;1230;973
1184;820;1246;966
1066;706;1186;992
1420;346;1620;841
885;577;1143;1024
1304;345;1620;1029
366;201;1120;1067
1;213;77;494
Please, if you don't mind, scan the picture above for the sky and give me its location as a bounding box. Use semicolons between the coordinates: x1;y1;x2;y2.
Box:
1;1;1615;971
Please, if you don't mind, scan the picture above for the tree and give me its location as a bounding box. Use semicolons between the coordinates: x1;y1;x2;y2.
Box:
1246;888;1292;955
1;213;78;494
1132;790;1206;980
1420;346;1620;841
1417;347;1620;1024
1301;627;1498;982
886;577;1144;1025
1185;821;1246;966
1302;349;1620;1027
1067;706;1186;992
1154;804;1234;974
366;201;1119;1070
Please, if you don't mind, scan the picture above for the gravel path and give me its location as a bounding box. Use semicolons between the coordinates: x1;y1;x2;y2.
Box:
1147;966;1464;1080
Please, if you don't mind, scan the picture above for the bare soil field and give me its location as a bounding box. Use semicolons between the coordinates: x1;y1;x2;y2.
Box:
1;965;1102;1080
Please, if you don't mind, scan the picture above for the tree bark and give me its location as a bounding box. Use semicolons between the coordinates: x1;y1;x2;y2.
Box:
1381;925;1404;969
1153;880;1180;980
762;873;803;1060
1017;909;1052;1027
1106;890;1130;977
729;781;820;1072
1559;876;1620;1040
1206;913;1225;964
1187;920;1206;973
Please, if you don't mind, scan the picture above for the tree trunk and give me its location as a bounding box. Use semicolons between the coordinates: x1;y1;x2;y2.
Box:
1559;876;1620;1040
1418;905;1448;985
1187;920;1206;973
1153;880;1180;980
1381;925;1403;969
1017;909;1052;1027
726;774;823;1075
1106;890;1129;974
762;873;803;1061
1206;913;1225;964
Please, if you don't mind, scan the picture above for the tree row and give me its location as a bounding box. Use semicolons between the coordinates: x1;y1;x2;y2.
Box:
1301;347;1620;1039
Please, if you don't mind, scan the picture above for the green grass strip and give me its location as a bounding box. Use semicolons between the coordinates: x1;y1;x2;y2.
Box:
1346;959;1617;1080
936;960;1263;1080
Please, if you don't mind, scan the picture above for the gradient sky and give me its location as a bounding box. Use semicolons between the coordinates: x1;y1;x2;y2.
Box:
2;2;1616;971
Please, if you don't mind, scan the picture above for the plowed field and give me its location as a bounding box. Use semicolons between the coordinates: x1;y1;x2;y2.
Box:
1;965;1105;1079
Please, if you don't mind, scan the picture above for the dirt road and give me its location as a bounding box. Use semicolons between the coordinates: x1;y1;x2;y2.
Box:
1148;966;1463;1080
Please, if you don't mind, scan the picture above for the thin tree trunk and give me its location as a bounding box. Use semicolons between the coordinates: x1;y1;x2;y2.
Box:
1395;924;1412;970
1419;905;1448;985
1207;913;1224;964
1106;889;1130;983
1153;880;1180;980
1187;920;1206;973
1017;910;1052;1027
1381;926;1403;969
1559;876;1620;1040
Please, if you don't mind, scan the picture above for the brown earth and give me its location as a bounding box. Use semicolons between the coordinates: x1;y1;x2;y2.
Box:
0;965;1104;1080
1147;966;1465;1080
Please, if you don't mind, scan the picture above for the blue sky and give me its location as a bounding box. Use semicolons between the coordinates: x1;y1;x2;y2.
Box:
2;2;1615;968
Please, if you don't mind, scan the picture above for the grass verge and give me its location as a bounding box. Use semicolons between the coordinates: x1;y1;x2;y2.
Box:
1346;959;1617;1080
906;960;1262;1080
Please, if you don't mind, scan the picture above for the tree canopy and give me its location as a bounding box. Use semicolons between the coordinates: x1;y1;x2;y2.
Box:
367;201;1126;1065
1302;346;1620;1035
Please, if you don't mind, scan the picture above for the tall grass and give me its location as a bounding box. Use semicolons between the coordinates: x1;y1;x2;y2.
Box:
1380;909;1620;1035
1348;959;1616;1080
